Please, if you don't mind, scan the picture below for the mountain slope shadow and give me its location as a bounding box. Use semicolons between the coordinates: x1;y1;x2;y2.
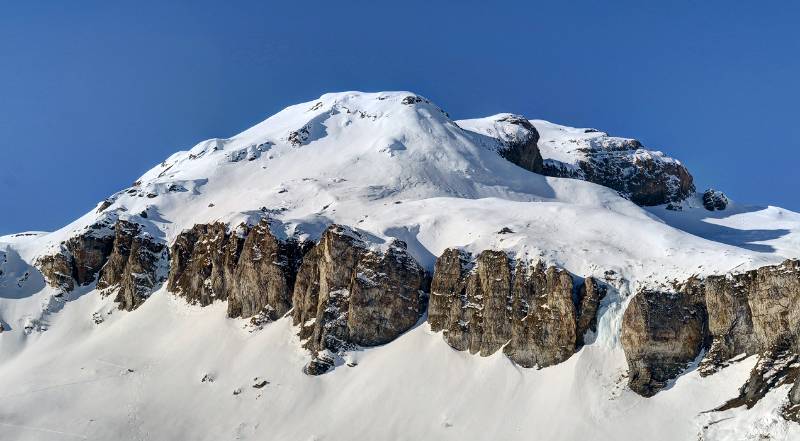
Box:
647;205;791;253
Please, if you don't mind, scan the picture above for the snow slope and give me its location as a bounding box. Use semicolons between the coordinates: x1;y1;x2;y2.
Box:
1;91;799;440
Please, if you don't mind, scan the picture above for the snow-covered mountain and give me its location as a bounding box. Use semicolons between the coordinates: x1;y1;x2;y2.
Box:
2;91;800;440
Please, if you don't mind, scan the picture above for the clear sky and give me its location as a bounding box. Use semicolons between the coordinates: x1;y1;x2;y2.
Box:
1;1;799;235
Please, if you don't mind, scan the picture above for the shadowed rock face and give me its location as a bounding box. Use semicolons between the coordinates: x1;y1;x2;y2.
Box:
37;222;116;291
702;188;728;211
97;220;168;311
621;259;800;407
621;289;708;397
167;219;306;320
576;277;607;346
493;115;544;174
292;225;428;373
541;137;695;206
429;248;604;368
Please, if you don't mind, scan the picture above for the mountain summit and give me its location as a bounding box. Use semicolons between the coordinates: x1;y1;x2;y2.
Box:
2;91;800;440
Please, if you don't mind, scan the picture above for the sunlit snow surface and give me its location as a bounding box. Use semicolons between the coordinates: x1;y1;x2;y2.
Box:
1;91;799;440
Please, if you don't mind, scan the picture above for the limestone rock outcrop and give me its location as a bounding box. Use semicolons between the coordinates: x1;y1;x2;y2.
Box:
167;219;306;320
37;218;117;291
227;220;307;319
291;225;428;373
428;248;605;368
621;289;708;397
167;222;240;307
461;114;694;206
703;260;800;361
492;115;544;174
621;259;800;405
702;188;729;211
96;220;168;311
541;136;695;206
36;218;169;311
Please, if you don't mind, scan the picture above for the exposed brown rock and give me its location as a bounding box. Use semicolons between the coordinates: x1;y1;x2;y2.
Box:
621;259;800;403
703;260;800;361
167;219;306;320
167;223;238;306
96;220;168;311
504;262;577;368
429;248;604;368
36;218;167;312
427;248;470;334
348;240;429;346
493;115;543;174
717;342;799;413
542;137;695;206
620;289;708;397
37;220;117;291
291;225;428;374
37;252;76;292
227;220;306;320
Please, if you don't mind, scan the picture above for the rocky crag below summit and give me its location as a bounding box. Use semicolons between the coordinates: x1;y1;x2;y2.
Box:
167;219;308;321
33;213;800;416
292;225;429;374
458;113;696;206
428;248;606;368
36;217;167;310
621;259;800;413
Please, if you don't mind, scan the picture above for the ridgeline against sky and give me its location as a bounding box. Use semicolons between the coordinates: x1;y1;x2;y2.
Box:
1;1;798;234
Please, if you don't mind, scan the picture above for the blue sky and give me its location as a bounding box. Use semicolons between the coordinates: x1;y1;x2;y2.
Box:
1;1;799;235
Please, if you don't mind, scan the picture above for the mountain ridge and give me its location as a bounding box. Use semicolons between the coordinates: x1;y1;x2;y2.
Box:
2;91;800;440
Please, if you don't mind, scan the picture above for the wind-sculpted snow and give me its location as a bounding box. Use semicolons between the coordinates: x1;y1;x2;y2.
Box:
2;91;800;440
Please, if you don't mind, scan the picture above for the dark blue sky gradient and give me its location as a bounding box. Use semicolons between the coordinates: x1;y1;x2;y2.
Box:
2;1;799;234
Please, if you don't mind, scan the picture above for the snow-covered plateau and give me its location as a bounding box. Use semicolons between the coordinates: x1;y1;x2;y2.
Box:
2;91;800;440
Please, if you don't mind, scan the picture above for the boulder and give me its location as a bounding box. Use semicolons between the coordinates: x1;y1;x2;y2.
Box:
702;189;728;211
